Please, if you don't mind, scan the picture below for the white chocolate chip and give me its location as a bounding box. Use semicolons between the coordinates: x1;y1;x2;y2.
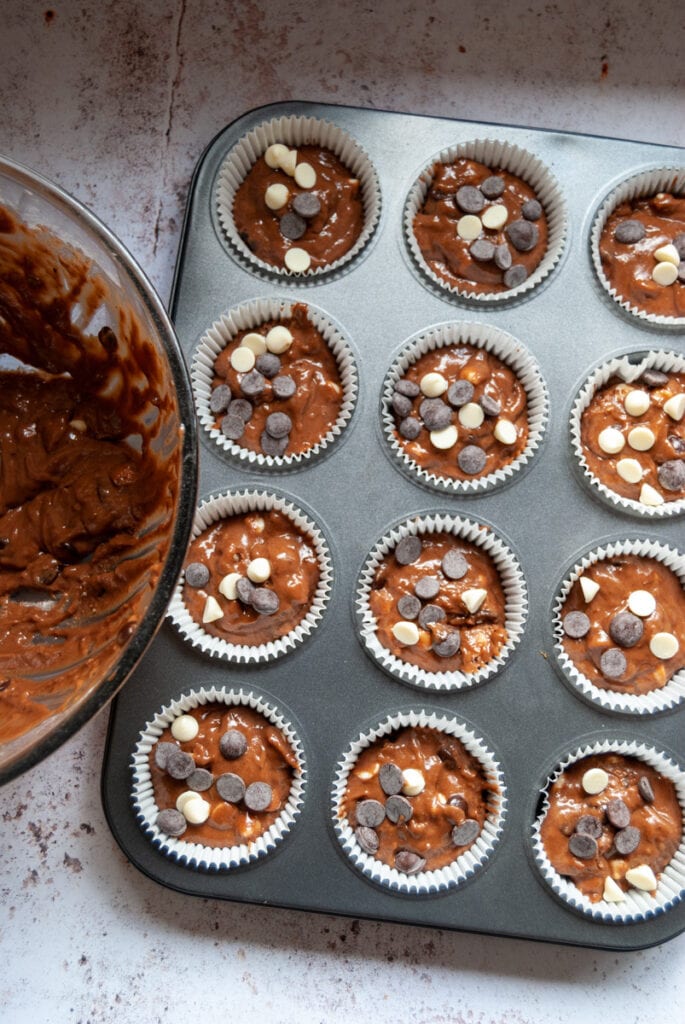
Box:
603;876;626;902
429;425;458;450
230;346;256;373
624;389;650;417
664;393;685;421
284;247;311;273
265;325;294;354
654;243;680;265
458;402;485;429
649;631;679;660
294;161;317;189
580;576;600;603
456;214;482;240
652;261;678;286
420;371;448;397
218;572;242;600
625;864;657;892
628;589;656;618
69;419;87;432
627;425;655;451
171;714;199;742
598;426;625;455
247;557;271;583
279;148;298;176
581;767;609;795
251;516;265;533
391;620;420;646
401;768;425;796
202;595;223;624
176;790;200;814
462;588;487;614
241;332;268;356
481;204;508;230
264;143;289;168
639;482;664;506
182;796;211;825
264;182;289;210
616;457;643;484
493;418;517;445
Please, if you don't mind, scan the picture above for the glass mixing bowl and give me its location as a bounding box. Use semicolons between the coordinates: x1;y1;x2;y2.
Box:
0;156;197;784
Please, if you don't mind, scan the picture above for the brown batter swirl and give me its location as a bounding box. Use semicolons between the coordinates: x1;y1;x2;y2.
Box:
540;753;682;902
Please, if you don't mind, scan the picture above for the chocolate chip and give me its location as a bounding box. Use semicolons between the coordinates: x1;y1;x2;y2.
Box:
638;776;655;803
292;192;321;218
220;412;246;441
399;416;422;440
480;175;505;199
493;243;512;271
600;647;627;679
470;239;496;261
568;832;597;859
657;459;685;492
506;219;538;252
674;232;685;260
606;798;631;830
279;211;306;240
392;392;414;418
240;370;266;398
563;610;591;639
418;604;446;629
479;394;501;417
187;768;214;792
235;577;256;605
355;825;379;854
255;353;281;378
458;445;486;475
154;741;178;771
185;562;210;588
385;794;413;824
576;815;603;839
244;781;272;812
441;549;468;580
678;264;685;283
166;749;195;780
229;398;253;422
456;185;485;214
395;379;421;398
641;369;670;388
260;431;289;457
394;849;426;874
215;772;246;803
668;436;685;455
609;611;644;648
251;588;280;615
395;536;422;565
451;819;480;847
209;384;232;415
356;799;385;828
265;411;292;438
219;729;248;760
156;808;187;837
503;265;528;288
446;379;474;408
414;576;440;601
448;794;468;812
397;594;421;620
614;219;646;244
521;199;543;221
272;374;296;399
379;762;404;796
432;627;461;658
419;397;452;431
614;825;641;856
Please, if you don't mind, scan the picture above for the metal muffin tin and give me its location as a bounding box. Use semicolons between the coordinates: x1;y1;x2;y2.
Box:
102;101;685;950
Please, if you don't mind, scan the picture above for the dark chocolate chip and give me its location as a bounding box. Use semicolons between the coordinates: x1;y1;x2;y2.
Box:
451;819;480;847
614;825;641;856
678;263;685;283
209;384;232;415
395;378;421;398
563;610;591;639
156;808;187;837
600;647;627;679
255;352;281;378
292;192;321;218
235;577;256;605
506;219;539;252
521;198;543;221
272;374;296;399
379;762;404;796
503;264;528;288
418;603;446;629
260;431;289;457
355;825;379;855
606;798;631;830
419;397;452;431
638;776;655;804
441;549;468;580
657;459;685;492
392;392;413;418
385;794;413;824
493;243;512;271
458;445;486;475
480;175;505;199
448;794;468;812
674;232;685;259
614;219;646;244
265;411;292;438
154;741;178;771
251;588;280;615
219;729;248;760
470;239;496;262
456;185;485;214
568;832;598;859
414;576;440;601
479;394;501;418
220;412;246;441
432;627;461;658
399;416;422;440
165;749;196;780
356;798;386;828
98;325;118;352
395;536;422;565
609;611;644;648
240;370;267;398
394;849;426;874
576;815;603;839
185;562;210;588
215;772;246;804
244;781;272;812
186;768;214;792
446;379;474;408
668;435;685;455
228;398;253;422
279;211;307;240
397;594;421;620
641;368;670;388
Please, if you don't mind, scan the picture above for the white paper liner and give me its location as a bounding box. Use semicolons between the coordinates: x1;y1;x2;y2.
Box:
590;166;685;326
191;296;358;470
131;686;306;870
552;538;685;715
216;114;381;280
166;489;333;663
403;138;567;303
570;348;685;518
381;321;548;494
331;709;506;894
531;738;685;923
356;513;527;690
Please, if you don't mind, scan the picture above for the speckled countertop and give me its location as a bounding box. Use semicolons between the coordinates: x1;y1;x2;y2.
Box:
2;3;685;1022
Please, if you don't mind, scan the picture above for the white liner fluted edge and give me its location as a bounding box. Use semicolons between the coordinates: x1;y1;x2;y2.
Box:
403;138;567;303
531;738;685;923
191;297;358;469
381;321;549;495
166;489;333;663
590;166;685;326
332;709;506;894
131;686;306;871
356;513;527;691
570;349;685;518
216;115;381;280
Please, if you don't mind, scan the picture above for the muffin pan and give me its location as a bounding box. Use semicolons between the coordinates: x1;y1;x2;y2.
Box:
102;101;685;950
